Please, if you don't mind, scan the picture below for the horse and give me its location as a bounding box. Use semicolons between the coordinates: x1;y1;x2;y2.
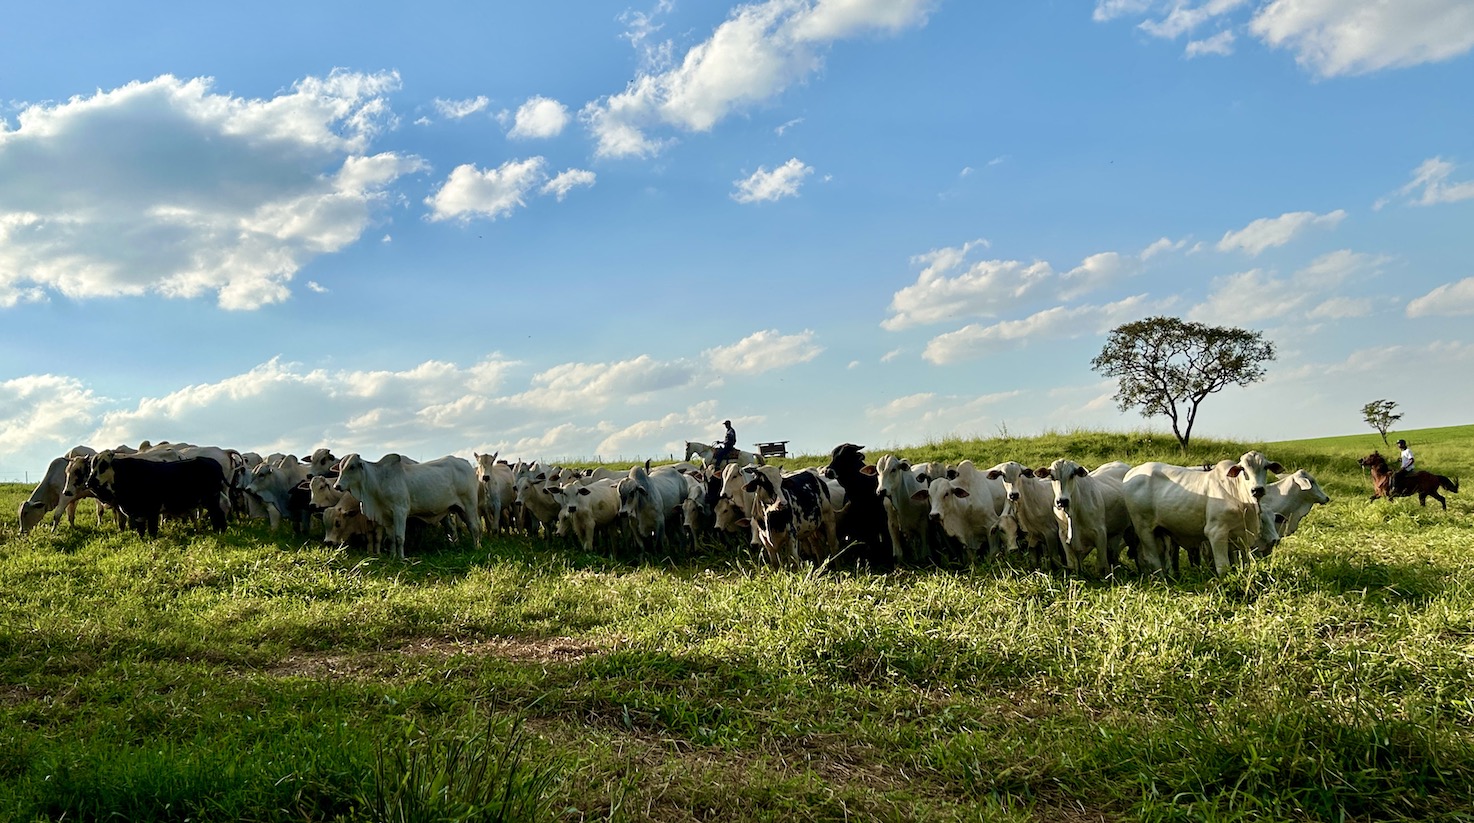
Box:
683;440;764;471
1358;451;1460;510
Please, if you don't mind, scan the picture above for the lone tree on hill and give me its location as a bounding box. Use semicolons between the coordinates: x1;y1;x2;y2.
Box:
1091;316;1276;450
1361;399;1402;445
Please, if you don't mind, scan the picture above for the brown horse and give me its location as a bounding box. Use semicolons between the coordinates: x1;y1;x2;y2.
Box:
1359;452;1461;510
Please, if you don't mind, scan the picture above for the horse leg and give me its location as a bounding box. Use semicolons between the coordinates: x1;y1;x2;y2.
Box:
1431;491;1446;510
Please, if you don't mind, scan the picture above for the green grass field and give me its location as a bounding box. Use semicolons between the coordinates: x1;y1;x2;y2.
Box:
0;426;1470;821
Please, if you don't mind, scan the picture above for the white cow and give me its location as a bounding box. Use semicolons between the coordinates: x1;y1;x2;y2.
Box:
1260;468;1331;543
1123;451;1283;575
876;455;935;564
910;460;1005;565
305;448;340;478
474;452;516;536
333;454;481;559
1034;459;1132;577
617;465;688;554
984;461;1064;568
551;477;622;553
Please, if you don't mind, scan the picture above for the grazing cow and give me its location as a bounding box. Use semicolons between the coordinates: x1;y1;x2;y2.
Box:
18;457;72;535
876;455;936;564
1034;459;1132;577
1123;451;1282;575
823;443;892;568
474;452;516;536
1260;469;1331;542
322;492;381;551
551;477;622;553
616;465;687;555
86;452;229;537
333;454;481;559
738;467;839;567
913;461;1004;565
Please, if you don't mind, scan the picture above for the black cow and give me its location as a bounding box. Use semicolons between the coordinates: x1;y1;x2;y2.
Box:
87;453;229;537
823;443;893;569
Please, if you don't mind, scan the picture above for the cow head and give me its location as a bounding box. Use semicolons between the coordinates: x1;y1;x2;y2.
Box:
1224;451;1283;500
1039;459;1088;511
334;454;365;493
824;443;867;478
88;450;119;490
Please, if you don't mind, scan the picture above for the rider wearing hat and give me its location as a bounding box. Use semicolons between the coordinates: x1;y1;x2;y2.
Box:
712;420;737;468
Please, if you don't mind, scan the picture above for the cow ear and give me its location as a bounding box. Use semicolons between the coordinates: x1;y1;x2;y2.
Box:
1035;468;1051;479
735;518;751;528
953;487;971;498
743;479;759;493
578;487;591;496
1073;466;1088;478
860;465;877;476
1295;474;1312;490
1266;462;1285;474
1227;465;1245;478
947;468;958;480
986;470;1002;479
910;489;929;502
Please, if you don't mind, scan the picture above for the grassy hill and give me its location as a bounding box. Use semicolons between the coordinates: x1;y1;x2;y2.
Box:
0;426;1470;821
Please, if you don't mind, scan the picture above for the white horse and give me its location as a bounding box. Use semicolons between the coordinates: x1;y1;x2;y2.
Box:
683;440;764;469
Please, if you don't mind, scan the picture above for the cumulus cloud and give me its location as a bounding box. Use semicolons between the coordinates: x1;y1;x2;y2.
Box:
1188;249;1385;325
1096;0;1474;76
0;374;104;459
432;96;490;119
1407;276;1474;317
509;355;697;412
1216;209;1346;255
1377;156;1474;209
584;0;933;158
704;329;823;374
865;389;1023;440
1186;30;1236;57
425;157;593;220
541;169;597;201
0;71;424;310
508;96;570;139
731;158;814;203
921;295;1157;365
884;241;1050;331
1250;0;1474;77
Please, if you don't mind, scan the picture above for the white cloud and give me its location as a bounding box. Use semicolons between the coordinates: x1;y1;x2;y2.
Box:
731;157;814;203
432;96;490;120
593;401;730;456
1139;236;1188;260
775;117;805;136
865;389;1023;441
0;374;103;457
1186;29;1236;57
704;329;823;374
921;295;1157;365
1407;276;1474;317
883;240;1050;331
584;0;932;158
0;71;423;310
1216;209;1346;255
1061;251;1139;299
1250;0;1474;77
1096;0;1474;77
540;168;597;201
1188;249;1384;325
509;356;697;412
1378;157;1474;209
508;96;570;139
425;157;548;222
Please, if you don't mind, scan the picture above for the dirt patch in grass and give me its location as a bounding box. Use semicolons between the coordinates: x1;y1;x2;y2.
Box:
267;635;603;679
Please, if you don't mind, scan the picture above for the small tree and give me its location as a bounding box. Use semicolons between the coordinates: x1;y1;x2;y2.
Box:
1362;399;1402;445
1091;316;1275;450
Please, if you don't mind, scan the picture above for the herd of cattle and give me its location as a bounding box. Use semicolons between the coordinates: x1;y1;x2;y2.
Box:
12;440;1335;576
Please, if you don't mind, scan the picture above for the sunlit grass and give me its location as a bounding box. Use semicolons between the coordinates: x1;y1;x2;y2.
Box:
0;424;1470;820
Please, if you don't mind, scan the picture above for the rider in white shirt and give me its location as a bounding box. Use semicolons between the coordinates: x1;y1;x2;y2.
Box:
1394;438;1415;492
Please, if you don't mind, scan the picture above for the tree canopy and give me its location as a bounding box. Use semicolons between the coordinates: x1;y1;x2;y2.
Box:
1361;399;1402;445
1091;316;1275;449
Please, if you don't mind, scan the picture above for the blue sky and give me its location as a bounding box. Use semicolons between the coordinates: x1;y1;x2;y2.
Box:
3;0;1473;479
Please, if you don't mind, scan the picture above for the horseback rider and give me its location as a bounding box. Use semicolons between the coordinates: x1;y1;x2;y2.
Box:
1393;438;1415;494
712;420;737;468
